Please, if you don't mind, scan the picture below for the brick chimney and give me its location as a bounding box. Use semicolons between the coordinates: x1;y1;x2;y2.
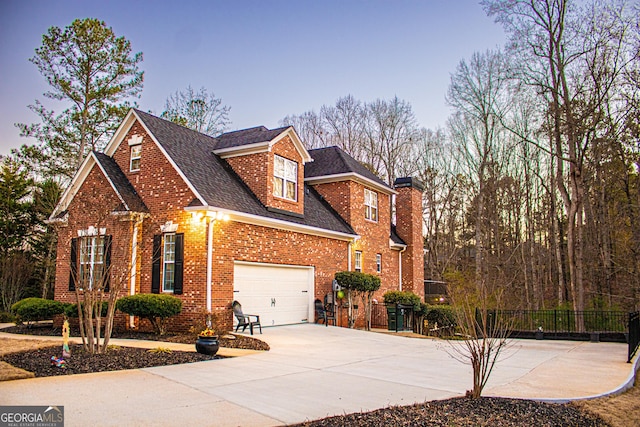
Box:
394;177;424;300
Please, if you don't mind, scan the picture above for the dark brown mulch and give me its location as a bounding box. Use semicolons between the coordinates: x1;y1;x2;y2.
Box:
289;396;610;427
1;344;219;377
1;324;270;351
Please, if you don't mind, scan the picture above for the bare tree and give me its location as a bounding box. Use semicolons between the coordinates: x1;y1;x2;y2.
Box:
162;86;231;136
0;253;33;312
446;275;514;398
66;209;146;354
447;49;512;295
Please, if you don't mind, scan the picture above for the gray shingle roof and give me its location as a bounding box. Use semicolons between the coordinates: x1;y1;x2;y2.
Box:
93;152;149;213
133;110;355;236
390;225;406;246
213;126;290;150
305;146;390;189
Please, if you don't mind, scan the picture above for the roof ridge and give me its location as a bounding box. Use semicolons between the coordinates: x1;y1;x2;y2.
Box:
133;108;219;145
218;125;269;137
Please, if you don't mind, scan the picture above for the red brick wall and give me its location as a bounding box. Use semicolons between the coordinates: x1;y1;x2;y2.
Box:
226;151;270;206
395;184;425;299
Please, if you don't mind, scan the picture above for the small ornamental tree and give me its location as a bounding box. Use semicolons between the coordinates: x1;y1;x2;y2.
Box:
334;271;380;330
116;294;182;335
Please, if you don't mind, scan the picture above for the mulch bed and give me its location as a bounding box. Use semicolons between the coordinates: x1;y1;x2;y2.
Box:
1;344;218;377
289;396;610;427
1;324;270;351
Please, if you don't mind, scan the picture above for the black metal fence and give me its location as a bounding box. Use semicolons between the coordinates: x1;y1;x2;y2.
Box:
629;311;640;363
370;304;387;329
475;309;633;345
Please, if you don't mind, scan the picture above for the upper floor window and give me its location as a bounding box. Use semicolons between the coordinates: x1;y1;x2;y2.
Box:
273;155;297;201
355;250;362;272
376;253;382;273
130;144;142;172
364;188;378;222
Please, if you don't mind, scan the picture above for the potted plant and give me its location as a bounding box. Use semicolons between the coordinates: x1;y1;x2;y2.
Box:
195;326;219;356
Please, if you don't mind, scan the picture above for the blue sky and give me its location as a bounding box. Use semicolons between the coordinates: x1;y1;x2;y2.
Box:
0;0;506;156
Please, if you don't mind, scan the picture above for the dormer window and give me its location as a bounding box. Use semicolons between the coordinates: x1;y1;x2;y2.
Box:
273;155;297;201
130;144;142;172
364;188;378;222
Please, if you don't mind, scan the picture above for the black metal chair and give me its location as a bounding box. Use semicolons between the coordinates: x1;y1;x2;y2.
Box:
315;295;336;326
315;299;328;326
232;300;262;335
324;293;337;326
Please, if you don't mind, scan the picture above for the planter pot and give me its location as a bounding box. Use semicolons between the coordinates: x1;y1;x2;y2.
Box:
195;336;219;356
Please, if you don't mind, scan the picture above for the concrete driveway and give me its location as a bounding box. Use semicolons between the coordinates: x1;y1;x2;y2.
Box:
0;324;634;427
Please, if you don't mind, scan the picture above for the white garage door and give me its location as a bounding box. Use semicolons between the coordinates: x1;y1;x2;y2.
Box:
233;262;314;327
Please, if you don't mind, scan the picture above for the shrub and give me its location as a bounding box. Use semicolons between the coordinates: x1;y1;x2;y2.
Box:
116;294;182;335
11;298;65;326
0;311;16;323
382;290;421;309
426;305;457;327
64;302;109;318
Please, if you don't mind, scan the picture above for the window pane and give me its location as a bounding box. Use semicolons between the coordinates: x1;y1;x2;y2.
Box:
273;176;283;197
286;181;296;200
163;264;175;291
285;160;297;181
372;207;378;221
274;156;284;176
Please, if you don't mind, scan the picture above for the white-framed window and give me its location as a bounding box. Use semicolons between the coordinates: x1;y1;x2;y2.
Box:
130;144;142;172
273;155;297;201
79;235;105;289
355;250;362;272
376;253;382;273
163;233;176;292
364;188;378;222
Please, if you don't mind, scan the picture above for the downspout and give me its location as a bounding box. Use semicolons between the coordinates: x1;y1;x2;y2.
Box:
129;215;142;328
206;218;215;313
398;246;407;291
348;242;352;271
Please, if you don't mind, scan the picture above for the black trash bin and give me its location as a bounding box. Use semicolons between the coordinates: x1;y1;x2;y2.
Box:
386;304;405;331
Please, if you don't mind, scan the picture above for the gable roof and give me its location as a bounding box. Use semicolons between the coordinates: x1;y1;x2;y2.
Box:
132;110;355;238
93;152;149;213
50;150;149;219
305;146;395;195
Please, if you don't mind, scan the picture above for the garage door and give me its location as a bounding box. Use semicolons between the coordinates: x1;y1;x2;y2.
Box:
233;262;314;327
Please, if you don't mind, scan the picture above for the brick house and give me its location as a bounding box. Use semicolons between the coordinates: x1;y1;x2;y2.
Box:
49;109;424;330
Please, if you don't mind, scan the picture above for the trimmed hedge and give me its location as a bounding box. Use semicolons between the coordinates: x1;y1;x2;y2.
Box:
11;298;65;325
334;271;381;292
116;294;182;335
382;290;421;309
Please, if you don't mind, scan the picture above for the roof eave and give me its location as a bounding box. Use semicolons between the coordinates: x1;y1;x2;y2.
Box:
305;173;397;195
184;205;358;242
